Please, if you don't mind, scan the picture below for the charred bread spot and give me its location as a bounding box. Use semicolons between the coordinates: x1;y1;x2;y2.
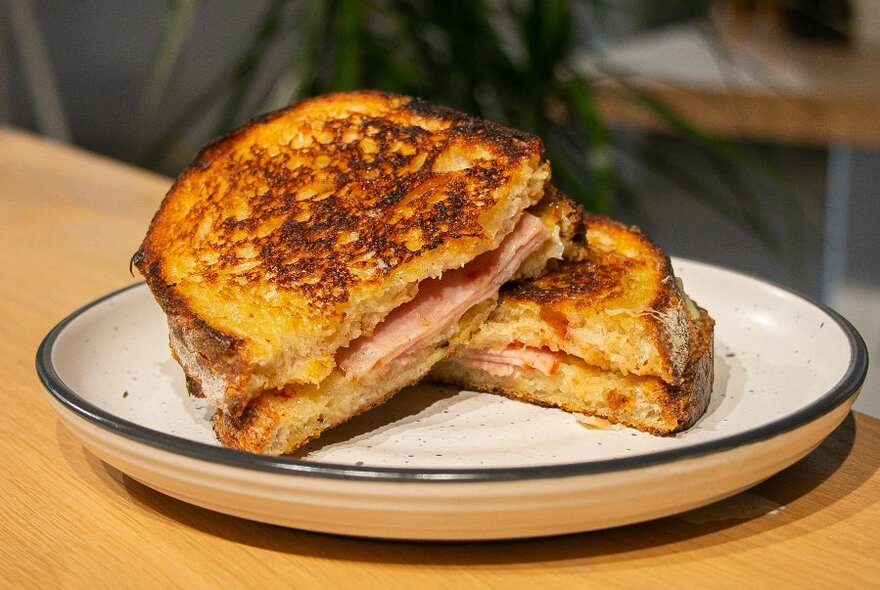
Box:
184;374;205;398
213;397;281;454
503;258;628;305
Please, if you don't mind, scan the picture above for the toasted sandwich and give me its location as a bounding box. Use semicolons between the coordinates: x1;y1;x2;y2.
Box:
134;90;559;453
430;213;714;435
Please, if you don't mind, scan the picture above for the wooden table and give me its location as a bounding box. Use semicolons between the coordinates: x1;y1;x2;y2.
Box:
1;127;877;586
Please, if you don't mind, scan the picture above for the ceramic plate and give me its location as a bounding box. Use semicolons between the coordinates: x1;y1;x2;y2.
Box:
36;259;867;540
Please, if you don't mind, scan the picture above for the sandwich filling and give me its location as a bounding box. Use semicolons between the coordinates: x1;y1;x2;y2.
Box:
336;213;549;380
454;344;563;378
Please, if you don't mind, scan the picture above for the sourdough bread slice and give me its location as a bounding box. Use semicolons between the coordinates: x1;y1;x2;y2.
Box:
134;90;550;416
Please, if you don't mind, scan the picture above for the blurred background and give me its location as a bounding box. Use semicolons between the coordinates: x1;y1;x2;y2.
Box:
2;0;877;414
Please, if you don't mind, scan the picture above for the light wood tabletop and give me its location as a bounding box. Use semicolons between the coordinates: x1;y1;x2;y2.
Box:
1;127;877;587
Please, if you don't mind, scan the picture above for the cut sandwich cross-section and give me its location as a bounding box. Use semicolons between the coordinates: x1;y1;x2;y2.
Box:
134;90;562;453
431;212;715;435
336;212;549;380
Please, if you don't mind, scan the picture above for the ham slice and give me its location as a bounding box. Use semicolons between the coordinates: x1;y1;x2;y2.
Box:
455;345;562;378
337;213;548;379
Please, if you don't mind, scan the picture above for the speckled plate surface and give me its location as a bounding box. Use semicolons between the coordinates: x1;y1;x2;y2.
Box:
37;259;867;540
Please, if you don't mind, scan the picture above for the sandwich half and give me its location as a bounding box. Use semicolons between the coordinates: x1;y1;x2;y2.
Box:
430;213;715;435
134;90;558;454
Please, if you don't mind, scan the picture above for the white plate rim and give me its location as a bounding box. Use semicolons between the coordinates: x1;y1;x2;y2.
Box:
36;258;868;483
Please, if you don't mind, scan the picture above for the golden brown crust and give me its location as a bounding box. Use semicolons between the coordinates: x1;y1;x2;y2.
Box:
504;255;629;304
660;305;714;432
135;90;544;312
504;214;665;305
133;90;549;413
213;395;284;454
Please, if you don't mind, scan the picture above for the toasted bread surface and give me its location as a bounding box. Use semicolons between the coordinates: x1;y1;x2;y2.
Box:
465;214;693;384
134;91;549;414
430;306;714;435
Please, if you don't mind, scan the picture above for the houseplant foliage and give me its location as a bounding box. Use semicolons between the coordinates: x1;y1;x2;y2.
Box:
138;0;813;247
